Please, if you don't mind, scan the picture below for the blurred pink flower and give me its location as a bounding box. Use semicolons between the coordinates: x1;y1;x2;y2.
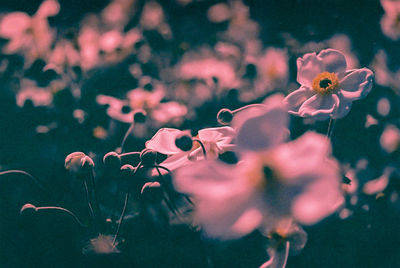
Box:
284;49;374;121
0;0;59;59
174;132;343;240
146;126;235;171
380;0;400;40
231;94;289;152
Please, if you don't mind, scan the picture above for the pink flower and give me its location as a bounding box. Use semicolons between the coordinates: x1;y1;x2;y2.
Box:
173;132;343;240
284;49;374;121
146;127;236;171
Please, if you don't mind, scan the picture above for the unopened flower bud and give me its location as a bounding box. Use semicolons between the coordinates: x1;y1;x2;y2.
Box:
65;152;94;175
175;134;193;151
120;164;135;177
103;152;121;170
20;203;38;216
140;149;157;166
141;181;163;203
217;108;233;125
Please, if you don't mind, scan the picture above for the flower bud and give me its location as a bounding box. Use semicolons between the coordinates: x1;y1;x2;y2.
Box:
103;152;121;170
120;164;135;177
65;152;94;175
175;134;193;151
20;203;38;216
140;149;157;166
141;181;163;203
217;108;233;125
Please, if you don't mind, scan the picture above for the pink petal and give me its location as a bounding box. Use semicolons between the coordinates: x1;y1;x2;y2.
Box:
296;52;323;87
339;68;374;101
298;94;340;121
283;86;315;113
318;49;347;77
146;128;187;155
198;126;235;145
0;12;31;38
236;102;289;151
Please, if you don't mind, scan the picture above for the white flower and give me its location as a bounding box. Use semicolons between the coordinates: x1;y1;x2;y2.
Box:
146;127;236;171
173;132;343;240
284;49;374;121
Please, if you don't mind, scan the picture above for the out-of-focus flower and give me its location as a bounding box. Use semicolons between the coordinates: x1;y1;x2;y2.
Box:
146;127;235;171
16;81;53;107
49;40;80;68
177;53;239;89
0;0;59;59
174;132;343;240
380;124;400;153
207;3;231;23
82;234;120;255
284;49;374;121
229;94;289;152
362;168;392;195
151;101;188;126
380;0;400;40
140;1;164;30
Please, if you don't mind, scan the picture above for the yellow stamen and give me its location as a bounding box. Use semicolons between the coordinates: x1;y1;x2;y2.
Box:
312;72;339;94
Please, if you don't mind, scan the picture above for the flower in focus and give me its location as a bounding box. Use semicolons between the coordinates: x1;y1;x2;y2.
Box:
173;132;343;240
146;127;235;171
284;49;374;121
380;0;400;40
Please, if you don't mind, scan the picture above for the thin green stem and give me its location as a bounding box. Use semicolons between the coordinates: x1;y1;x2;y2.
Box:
326;119;336;139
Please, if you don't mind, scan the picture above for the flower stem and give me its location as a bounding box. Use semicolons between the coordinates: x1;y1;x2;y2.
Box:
113;192;130;246
326;119;336;139
120;123;135;153
192;139;207;157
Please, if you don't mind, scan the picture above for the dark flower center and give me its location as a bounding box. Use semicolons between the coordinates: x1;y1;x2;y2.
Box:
319;78;332;89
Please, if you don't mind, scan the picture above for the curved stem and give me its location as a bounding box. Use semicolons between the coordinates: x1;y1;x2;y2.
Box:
0;170;47;193
232;104;267;114
120;123;135;153
192;139;207;158
37;206;87;228
113;192;130;246
154;166;178;213
83;179;96;232
119;152;141;158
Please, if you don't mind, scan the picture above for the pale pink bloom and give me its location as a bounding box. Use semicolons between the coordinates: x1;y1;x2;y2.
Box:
178;56;238;89
146;127;236;171
362;168;392;195
126;87;164;111
78;25;101;70
48;40;80;67
174;132;343;240
207;3;231;23
327;34;359;69
99;30;124;53
0;0;59;58
380;124;400;153
377;97;391;116
150;101;188;125
16;81;53;107
140;1;164;30
231;94;289;152
284;49;374;121
380;0;400;40
96;95;134;123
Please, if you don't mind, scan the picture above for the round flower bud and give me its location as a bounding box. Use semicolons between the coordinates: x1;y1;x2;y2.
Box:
217;108;233;125
140;149;157;167
175;134;193;152
20;203;38;216
103;152;121;170
120;164;135;177
65;152;94;175
133;110;147;123
141;181;163;203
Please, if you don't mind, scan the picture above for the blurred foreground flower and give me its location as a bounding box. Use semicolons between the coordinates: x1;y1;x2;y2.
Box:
284;49;373;120
174;132;343;240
